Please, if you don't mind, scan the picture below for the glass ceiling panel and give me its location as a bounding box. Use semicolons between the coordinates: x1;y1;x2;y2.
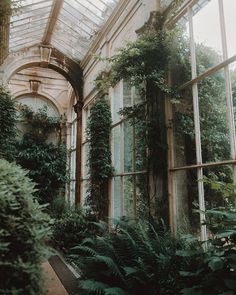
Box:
9;0;53;53
51;0;118;61
10;0;119;61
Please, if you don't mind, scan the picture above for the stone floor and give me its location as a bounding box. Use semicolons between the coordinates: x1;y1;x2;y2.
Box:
42;261;69;295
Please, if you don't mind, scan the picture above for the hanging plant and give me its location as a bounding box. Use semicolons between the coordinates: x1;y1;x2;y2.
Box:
86;98;113;220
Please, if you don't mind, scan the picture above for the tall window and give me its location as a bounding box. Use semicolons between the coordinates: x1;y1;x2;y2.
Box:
111;80;148;220
68;99;77;205
168;0;236;240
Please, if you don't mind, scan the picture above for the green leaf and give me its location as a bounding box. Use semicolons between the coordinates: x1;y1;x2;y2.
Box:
104;287;127;295
224;279;236;290
208;257;224;271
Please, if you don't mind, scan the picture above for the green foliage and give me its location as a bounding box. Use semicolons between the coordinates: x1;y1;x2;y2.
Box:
52;208;97;254
0;158;52;295
0;86;17;161
18;105;63;141
71;219;182;295
177;178;236;295
86;98;113;219
178;208;236;295
15;106;67;205
94;13;187;221
16;134;67;204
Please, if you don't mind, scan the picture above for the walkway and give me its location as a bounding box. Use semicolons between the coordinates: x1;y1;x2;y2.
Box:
42;261;68;295
42;255;79;295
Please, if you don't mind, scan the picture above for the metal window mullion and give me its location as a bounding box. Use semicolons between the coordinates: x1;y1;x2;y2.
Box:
51;39;83;59
63;1;101;28
57;18;91;39
219;0;236;182
11;5;52;22
11;16;48;33
189;7;207;243
131;86;136;217
120;81;125;215
73;0;103;21
10;40;40;50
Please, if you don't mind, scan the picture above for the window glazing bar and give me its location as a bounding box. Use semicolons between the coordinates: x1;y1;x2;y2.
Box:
10;17;49;31
73;0;104;21
57;18;91;38
11;7;51;24
179;54;236;90
189;7;207;244
170;159;236;171
62;2;99;30
12;4;52;19
219;0;236;183
51;36;85;55
15;0;52;11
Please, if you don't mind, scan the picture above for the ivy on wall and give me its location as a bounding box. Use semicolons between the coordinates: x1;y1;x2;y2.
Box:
94;12;184;222
86;98;113;220
16;105;67;206
0;85;17;161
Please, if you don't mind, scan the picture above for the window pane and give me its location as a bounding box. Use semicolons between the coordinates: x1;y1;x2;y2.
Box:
203;165;234;210
112;177;122;220
174;169;200;233
123;80;132;107
173;88;196;166
223;0;236;58
171;14;191;85
82;143;89;179
198;70;231;163
112;83;122;124
112;125;122;173
124;176;134;217
124;120;133;173
192;0;223;75
135;117;147;171
136;173;149;218
230;62;236;135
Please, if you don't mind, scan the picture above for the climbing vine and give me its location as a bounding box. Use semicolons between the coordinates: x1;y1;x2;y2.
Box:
0;85;17;161
16;105;67;206
86;98;113;220
94;12;184;222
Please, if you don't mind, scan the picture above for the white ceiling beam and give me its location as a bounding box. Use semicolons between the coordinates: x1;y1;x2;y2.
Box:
42;0;64;45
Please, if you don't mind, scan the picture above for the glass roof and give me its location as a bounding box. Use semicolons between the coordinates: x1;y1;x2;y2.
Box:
10;0;118;61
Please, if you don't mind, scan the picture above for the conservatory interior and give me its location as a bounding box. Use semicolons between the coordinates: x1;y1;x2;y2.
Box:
1;0;236;294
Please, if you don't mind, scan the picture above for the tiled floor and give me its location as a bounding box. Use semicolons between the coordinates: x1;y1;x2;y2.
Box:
42;261;69;295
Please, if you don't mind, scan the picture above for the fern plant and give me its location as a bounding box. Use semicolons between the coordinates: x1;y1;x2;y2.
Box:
70;219;182;295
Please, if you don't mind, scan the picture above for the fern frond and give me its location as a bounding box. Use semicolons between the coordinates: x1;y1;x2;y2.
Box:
80;279;109;295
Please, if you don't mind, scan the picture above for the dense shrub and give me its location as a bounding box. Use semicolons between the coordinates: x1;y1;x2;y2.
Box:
69;207;236;295
0;86;17;161
178;209;236;295
52;209;97;254
16;106;67;205
71;219;182;295
0;159;52;295
16;134;67;204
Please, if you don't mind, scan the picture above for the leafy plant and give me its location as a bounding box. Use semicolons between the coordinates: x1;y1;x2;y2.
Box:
0;158;52;295
93;12;188;222
52;208;97;254
15;106;67;205
86;98;113;220
178;178;236;295
0;85;17;161
71;219;182;295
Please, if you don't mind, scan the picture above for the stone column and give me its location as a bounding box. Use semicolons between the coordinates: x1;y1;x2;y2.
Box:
0;15;10;66
74;100;84;206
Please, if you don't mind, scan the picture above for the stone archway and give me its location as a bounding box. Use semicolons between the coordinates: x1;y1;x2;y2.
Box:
0;45;83;99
